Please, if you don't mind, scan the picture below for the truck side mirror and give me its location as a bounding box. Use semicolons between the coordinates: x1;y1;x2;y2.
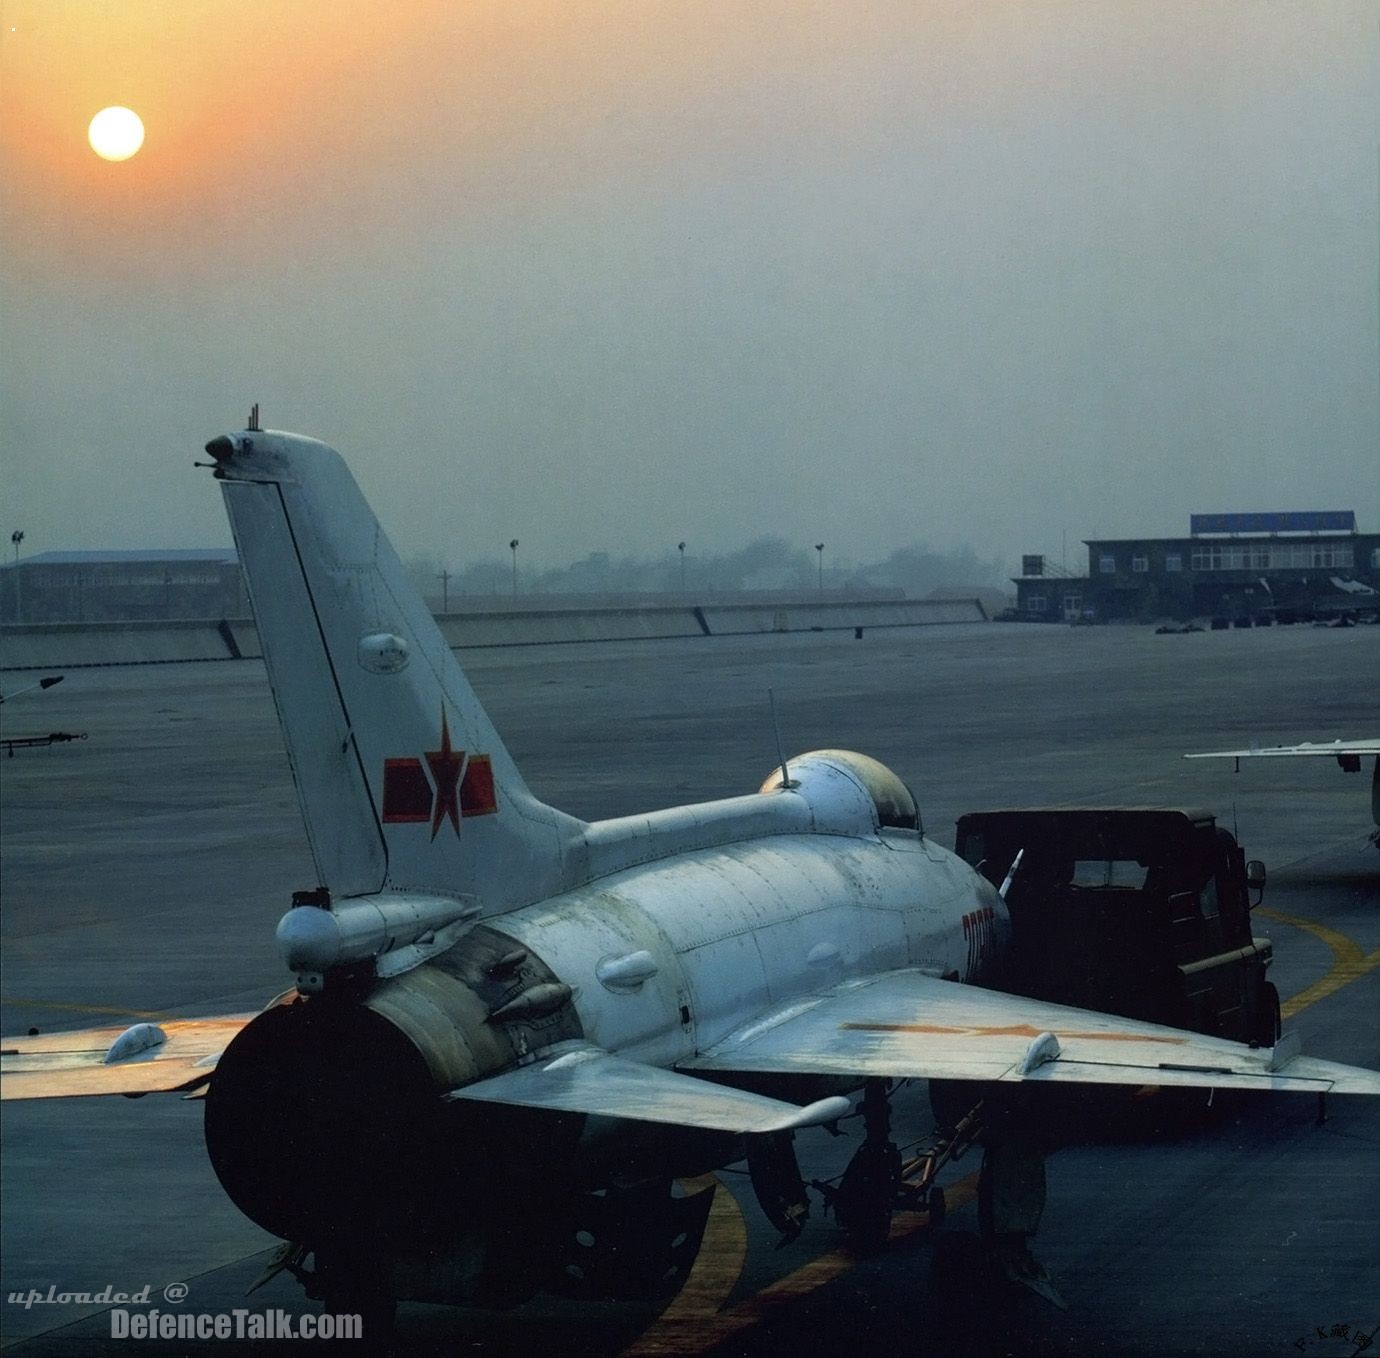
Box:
1245;859;1266;907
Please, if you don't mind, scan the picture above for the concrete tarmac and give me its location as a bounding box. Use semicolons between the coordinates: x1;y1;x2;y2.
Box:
2;621;1377;1355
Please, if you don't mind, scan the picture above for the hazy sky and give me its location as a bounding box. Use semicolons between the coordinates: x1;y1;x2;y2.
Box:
2;1;1377;572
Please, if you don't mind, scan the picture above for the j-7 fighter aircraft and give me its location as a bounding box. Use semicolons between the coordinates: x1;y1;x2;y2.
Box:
4;422;1379;1328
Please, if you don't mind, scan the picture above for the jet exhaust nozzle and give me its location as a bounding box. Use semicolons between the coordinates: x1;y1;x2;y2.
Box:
206;925;585;1248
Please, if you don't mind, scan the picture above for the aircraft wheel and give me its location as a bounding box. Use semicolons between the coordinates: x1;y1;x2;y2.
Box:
322;1292;395;1354
927;1184;947;1229
843;1199;891;1252
835;1138;899;1252
315;1254;396;1353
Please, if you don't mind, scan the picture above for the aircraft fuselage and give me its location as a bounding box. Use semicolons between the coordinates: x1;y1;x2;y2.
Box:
206;755;1004;1305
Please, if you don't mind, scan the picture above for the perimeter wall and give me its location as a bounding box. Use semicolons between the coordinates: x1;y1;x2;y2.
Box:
0;598;985;670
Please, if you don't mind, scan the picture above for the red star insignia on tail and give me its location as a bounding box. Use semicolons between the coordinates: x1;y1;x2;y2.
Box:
426;711;464;840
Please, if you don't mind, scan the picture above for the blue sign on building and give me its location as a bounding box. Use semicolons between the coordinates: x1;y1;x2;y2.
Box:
1190;511;1355;536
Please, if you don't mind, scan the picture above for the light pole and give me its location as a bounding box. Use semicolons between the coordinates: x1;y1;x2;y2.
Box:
10;530;23;623
678;541;686;594
815;543;824;595
509;539;520;600
437;569;451;613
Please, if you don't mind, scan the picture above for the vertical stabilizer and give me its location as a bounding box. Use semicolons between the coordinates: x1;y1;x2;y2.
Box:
207;428;584;911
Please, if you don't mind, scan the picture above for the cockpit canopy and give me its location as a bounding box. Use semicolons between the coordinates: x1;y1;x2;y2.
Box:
760;748;922;835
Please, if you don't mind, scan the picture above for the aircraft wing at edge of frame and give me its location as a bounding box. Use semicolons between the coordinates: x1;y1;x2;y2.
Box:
679;970;1380;1096
1184;739;1380;760
0;1015;258;1100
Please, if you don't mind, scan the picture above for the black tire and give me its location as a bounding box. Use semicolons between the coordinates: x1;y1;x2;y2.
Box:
323;1293;395;1354
836;1140;900;1252
1255;981;1282;1048
927;1184;947;1229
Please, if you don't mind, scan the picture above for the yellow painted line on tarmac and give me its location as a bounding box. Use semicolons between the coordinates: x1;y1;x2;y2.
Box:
0;997;174;1023
1256;908;1380;1020
623;1174;979;1356
620;1176;748;1356
716;1176;980;1328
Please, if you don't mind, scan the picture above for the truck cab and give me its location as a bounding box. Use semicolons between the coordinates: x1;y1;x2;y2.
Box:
955;807;1278;1048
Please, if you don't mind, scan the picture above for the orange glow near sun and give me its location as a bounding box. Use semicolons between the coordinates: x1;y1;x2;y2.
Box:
88;106;144;161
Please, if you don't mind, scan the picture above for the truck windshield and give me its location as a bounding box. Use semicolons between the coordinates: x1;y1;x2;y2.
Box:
1070;860;1149;889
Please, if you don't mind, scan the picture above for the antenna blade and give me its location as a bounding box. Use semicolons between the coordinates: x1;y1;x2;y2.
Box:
768;688;791;790
998;847;1026;901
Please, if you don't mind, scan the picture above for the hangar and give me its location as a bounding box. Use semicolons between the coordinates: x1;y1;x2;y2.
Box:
0;548;243;624
1015;512;1380;623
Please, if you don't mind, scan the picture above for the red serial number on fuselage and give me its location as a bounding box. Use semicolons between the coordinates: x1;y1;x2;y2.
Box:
961;905;996;978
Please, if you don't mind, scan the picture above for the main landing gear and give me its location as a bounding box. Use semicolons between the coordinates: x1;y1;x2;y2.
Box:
248;1245;398;1353
813;1080;1064;1306
813;1079;937;1251
828;1079;904;1249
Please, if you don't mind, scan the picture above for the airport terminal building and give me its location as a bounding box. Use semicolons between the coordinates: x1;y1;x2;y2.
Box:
1015;512;1380;624
0;549;243;624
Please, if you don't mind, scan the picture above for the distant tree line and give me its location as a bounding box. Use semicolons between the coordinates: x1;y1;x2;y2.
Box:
408;537;1011;605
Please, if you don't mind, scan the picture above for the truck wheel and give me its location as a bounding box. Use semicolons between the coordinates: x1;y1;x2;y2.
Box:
1255;982;1281;1047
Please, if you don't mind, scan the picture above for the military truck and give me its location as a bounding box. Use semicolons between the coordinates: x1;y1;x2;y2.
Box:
955;807;1279;1048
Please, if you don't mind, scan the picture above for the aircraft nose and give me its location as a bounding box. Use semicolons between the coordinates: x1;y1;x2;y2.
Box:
203;434;236;462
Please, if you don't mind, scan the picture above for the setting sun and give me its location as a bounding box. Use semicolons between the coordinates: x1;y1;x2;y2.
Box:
88;106;144;161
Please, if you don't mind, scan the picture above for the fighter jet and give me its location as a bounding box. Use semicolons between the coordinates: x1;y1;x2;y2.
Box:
1186;738;1380;844
4;425;1379;1328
